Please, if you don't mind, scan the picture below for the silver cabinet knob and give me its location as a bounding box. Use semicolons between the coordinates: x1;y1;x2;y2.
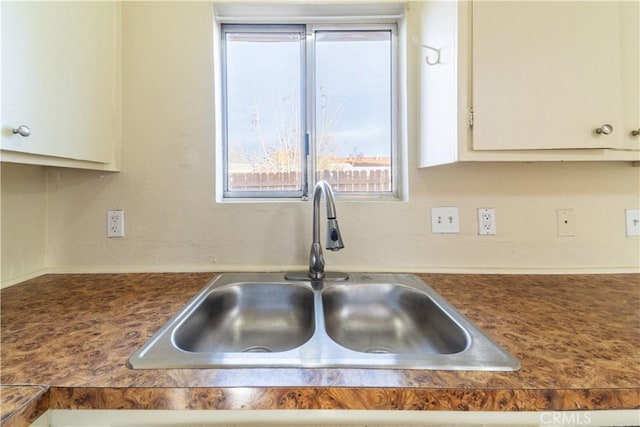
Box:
595;124;613;135
12;125;31;137
631;128;640;137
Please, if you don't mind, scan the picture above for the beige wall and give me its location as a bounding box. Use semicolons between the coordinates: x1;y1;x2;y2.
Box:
2;2;639;286
1;163;47;285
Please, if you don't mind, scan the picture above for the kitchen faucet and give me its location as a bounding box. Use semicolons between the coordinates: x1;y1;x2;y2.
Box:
286;180;348;282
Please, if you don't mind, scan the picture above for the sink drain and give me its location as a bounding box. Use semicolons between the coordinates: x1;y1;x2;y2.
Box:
242;346;272;353
364;346;394;354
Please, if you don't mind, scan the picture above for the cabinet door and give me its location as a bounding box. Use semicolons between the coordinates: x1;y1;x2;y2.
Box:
2;2;118;163
620;0;640;149
472;1;627;151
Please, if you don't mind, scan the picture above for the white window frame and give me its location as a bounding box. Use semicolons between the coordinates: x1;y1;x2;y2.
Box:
221;24;308;199
213;3;407;202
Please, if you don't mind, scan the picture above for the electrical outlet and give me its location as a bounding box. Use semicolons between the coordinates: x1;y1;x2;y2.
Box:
477;208;496;235
556;209;575;237
431;207;459;233
107;210;125;238
625;209;640;236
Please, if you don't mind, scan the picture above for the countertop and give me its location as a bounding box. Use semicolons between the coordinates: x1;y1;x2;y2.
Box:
1;273;639;425
1;386;48;427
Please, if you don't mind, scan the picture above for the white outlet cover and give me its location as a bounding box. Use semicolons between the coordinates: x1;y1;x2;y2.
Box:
431;207;459;233
556;209;575;237
477;208;496;235
625;209;640;237
107;210;125;238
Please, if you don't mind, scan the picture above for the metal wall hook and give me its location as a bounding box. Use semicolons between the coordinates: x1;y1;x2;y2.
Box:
412;35;441;65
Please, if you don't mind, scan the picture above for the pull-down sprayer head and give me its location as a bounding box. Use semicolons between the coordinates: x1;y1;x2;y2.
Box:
326;218;344;251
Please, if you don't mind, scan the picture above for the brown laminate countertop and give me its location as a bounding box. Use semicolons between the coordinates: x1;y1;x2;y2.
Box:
1;273;639;425
0;386;48;427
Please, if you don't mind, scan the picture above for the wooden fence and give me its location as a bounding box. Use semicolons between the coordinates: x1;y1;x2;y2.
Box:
229;169;391;192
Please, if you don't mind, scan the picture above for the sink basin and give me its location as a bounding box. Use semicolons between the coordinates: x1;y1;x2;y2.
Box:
173;283;314;353
323;284;468;355
127;273;520;371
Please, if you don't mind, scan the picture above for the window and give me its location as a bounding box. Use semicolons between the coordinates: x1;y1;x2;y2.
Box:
219;18;400;199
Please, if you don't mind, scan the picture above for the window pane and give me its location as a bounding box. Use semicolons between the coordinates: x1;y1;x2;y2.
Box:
224;27;304;193
315;30;393;193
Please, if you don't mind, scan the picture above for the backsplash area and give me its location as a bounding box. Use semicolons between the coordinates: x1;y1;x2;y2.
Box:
3;158;639;287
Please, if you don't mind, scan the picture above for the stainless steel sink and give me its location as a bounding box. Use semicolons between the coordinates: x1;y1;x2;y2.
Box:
173;283;315;353
323;284;469;355
127;273;520;371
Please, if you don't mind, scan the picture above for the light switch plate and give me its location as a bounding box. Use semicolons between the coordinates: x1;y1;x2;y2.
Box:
625;209;640;236
431;207;459;233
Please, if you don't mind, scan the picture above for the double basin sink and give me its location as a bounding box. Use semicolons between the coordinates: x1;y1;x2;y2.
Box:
127;273;520;370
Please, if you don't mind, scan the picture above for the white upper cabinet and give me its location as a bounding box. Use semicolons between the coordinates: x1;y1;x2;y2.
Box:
416;1;640;167
1;2;121;170
620;1;640;150
472;1;638;152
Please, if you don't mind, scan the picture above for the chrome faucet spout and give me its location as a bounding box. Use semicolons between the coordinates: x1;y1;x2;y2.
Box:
309;180;344;280
285;181;348;282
